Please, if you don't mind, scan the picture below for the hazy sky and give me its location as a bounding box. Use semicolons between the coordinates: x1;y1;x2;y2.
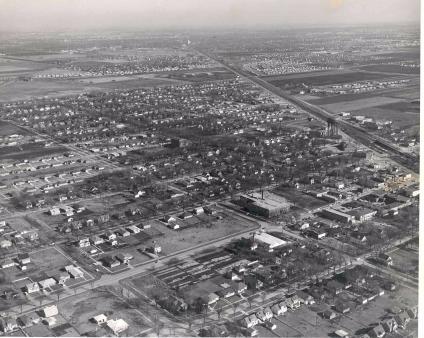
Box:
0;0;420;32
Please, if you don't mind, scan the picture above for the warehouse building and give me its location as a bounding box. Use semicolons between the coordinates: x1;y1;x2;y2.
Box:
238;191;291;218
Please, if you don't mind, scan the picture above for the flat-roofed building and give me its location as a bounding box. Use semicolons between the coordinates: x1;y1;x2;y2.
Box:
321;208;354;223
254;232;287;252
239;192;291;218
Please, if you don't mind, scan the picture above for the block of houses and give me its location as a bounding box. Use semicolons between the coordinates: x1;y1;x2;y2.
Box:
41;305;59;318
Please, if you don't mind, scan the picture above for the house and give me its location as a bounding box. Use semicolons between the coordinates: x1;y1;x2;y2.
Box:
244;274;263;290
406;306;418;319
127;225;141;234
78;237;90;247
92;314;108;325
256;310;267;322
178;212;193;220
234;282;247;294
53;272;70;285
49;207;61;216
376;253;393;266
38;278;57;289
248;314;259;326
163;215;176;223
17;315;32;328
334;329;350;338
43;317;57;327
65;265;84;279
1;259;15;268
106;319;129;335
322;309;337;320
139;223;151;230
244;327;258;337
271;304;284;316
90;235;104;245
326;280;344;295
277;302;288;314
199;325;228;337
381;317;398;333
41;305;59;318
263;306;273;320
296;290;315;305
368;324;385;338
285;295;301;310
104;231;116;241
193;207;204;215
0;318;18;333
116;253;133;264
102;256;120;268
25;282;40;294
204;206;217;215
242;316;253;328
115;228;130;237
394;311;410;329
0;240;12;249
167;222;180;230
17;253;31;265
335;301;351;313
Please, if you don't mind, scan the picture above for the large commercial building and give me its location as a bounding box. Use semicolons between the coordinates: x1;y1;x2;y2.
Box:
321;207;354;223
239;192;291;218
254;232;288;252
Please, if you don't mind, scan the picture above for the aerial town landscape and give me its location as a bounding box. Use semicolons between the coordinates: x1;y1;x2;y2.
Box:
0;1;420;337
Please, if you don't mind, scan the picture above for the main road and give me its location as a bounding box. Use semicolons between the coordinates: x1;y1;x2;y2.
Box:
195;49;419;173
